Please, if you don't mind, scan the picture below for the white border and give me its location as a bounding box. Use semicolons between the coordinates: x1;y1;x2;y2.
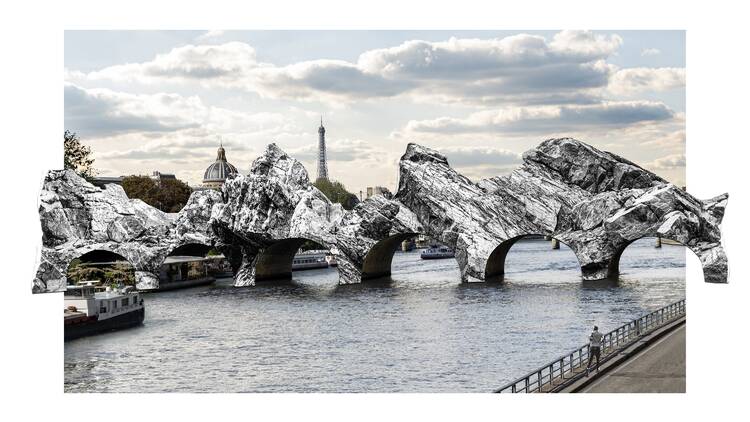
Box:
0;1;747;421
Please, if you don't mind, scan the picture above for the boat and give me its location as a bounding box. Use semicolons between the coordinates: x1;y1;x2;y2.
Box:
157;255;216;291
292;250;330;270
420;245;455;260
64;283;145;341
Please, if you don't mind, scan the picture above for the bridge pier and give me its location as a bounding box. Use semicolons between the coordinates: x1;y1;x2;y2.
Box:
134;270;160;290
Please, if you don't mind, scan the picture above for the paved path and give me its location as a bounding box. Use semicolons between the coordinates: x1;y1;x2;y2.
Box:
579;324;685;393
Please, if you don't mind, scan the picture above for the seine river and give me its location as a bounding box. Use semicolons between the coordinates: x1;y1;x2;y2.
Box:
64;238;686;393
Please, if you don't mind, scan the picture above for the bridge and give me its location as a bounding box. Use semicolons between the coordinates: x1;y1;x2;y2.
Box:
33;138;728;293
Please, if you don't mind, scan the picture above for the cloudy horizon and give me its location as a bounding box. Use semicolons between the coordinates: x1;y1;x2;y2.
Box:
64;30;686;192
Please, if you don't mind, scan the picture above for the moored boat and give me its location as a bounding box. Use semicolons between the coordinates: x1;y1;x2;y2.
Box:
64;283;144;341
292;250;330;270
420;245;455;260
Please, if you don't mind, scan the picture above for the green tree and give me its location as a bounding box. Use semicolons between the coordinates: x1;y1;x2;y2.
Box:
159;178;193;212
122;176;160;206
64;130;96;180
313;179;359;210
66;261;135;286
121;175;192;212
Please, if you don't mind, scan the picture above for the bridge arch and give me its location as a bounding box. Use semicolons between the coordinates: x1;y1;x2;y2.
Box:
253;237;337;282
607;235;698;280
361;233;418;280
165;242;213;258
484;234;581;283
359;232;462;282
66;249;136;286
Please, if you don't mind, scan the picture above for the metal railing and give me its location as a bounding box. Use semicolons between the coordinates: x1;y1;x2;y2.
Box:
495;299;685;393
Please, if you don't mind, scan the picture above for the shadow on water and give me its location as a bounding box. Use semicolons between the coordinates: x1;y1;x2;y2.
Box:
581;277;622;290
330;277;394;297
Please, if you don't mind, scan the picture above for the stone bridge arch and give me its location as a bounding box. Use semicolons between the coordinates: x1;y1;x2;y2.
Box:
606;235;726;283
484;234;583;283
65;247;136;286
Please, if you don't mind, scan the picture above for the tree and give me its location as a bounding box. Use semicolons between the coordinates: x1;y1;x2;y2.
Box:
64;130;96;180
159;178;193;212
121;175;192;213
122;176;160;206
66;260;135;287
313;179;359;210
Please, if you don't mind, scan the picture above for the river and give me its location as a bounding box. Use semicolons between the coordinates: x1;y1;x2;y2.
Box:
64;238;686;393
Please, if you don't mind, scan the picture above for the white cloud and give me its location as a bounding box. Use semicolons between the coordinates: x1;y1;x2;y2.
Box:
196;30;226;42
71;31;629;105
648;153;686;170
438;146;521;166
608;67;685;95
65;84;286;138
403;101;675;135
641;48;661;56
85;42;260;85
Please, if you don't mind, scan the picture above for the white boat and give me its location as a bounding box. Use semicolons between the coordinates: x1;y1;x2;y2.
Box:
64;283;144;340
292;250;329;270
420;245;455;260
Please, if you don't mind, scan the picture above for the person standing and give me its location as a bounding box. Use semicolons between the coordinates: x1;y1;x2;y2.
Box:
587;326;603;376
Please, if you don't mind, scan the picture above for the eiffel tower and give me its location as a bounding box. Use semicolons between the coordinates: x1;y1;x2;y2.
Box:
316;116;329;182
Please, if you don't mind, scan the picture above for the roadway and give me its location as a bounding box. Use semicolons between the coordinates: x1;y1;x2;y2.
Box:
578;323;685;393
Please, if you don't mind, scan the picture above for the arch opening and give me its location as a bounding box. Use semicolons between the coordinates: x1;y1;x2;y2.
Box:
361;233;460;284
485;234;579;283
255;238;336;282
361;233;418;280
608;236;694;282
66;250;135;287
159;242;221;289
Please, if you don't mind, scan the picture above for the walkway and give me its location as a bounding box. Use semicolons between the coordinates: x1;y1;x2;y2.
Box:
578;323;685;393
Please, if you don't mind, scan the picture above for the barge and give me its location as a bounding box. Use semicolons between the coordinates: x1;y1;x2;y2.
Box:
64;284;144;341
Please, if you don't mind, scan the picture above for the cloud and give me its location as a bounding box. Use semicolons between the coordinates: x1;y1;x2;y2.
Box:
252;60;414;100
71;31;630;105
648;153;686;170
641;48;661;56
608;67;685;95
438;146;521;167
85;42;259;85
64;84;202;137
286;139;385;163
196;30;225;42
403;101;675;135
65;84;285;138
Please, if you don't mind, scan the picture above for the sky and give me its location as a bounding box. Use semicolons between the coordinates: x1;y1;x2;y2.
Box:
64;30;686;193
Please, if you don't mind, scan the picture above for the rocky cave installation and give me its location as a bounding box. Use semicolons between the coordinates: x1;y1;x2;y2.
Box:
33;138;728;293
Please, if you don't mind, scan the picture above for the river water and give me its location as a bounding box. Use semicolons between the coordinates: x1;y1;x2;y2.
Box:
64;238;686;393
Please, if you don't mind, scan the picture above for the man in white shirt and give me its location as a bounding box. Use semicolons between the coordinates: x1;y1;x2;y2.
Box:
586;326;603;376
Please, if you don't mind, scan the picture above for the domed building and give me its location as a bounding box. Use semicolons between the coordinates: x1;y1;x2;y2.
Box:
202;144;238;189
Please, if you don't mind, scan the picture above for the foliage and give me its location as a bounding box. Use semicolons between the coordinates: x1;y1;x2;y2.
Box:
64;130;96;180
313;178;359;210
122;175;193;213
300;240;325;251
67;260;135;286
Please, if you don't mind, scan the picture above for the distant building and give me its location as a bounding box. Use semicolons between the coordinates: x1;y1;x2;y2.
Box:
150;171;176;185
91;175;124;188
366;186;388;198
316;117;329;182
91;171;177;189
202;143;238;189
